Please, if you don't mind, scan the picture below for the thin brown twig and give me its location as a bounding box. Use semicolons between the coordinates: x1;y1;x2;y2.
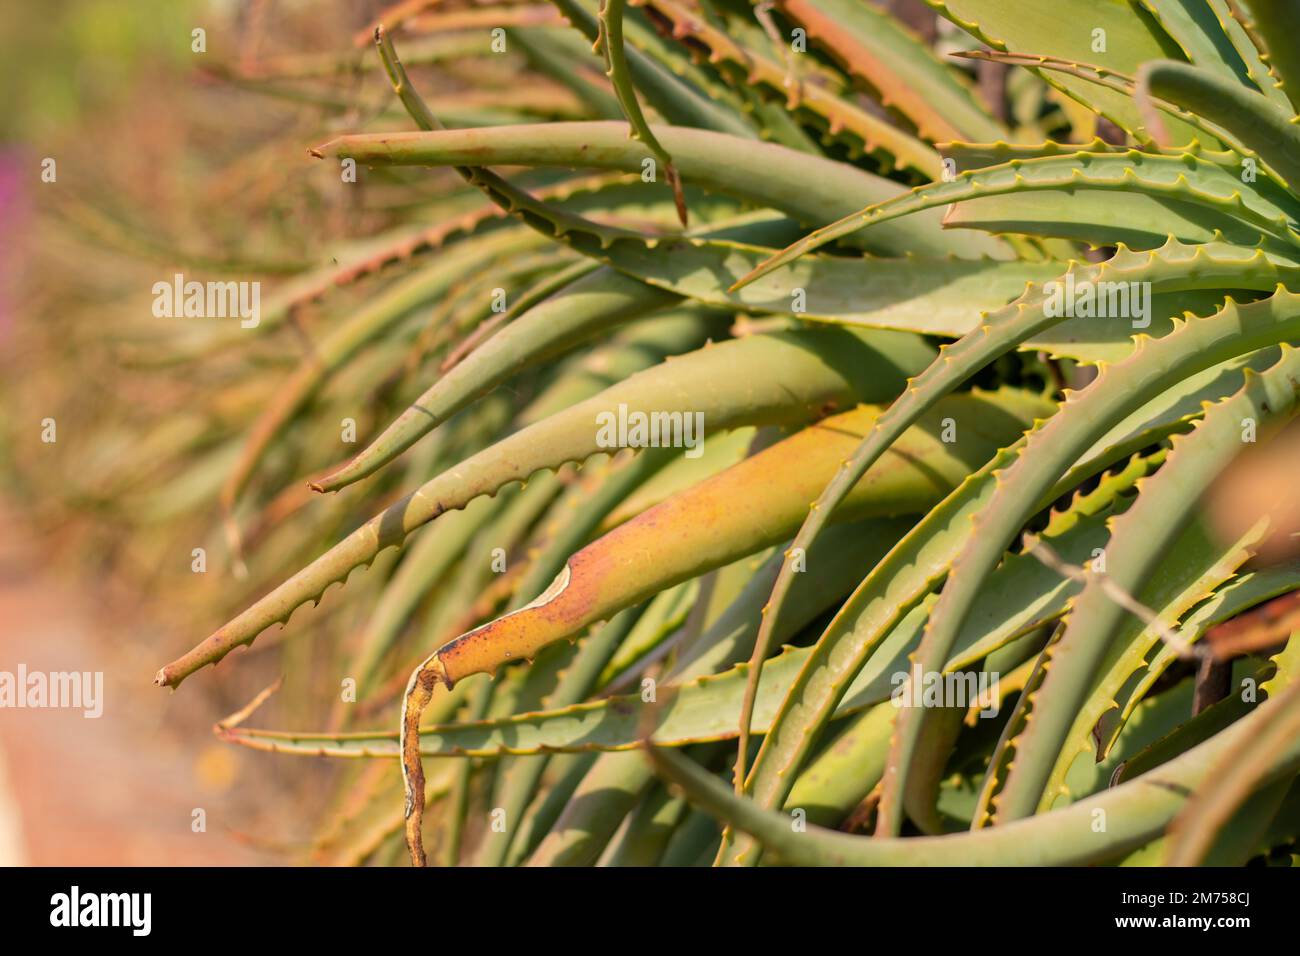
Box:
1026;540;1203;661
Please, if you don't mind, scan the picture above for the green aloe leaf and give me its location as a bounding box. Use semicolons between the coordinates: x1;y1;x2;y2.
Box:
643;677;1300;865
734;151;1300;289
1140;59;1300;190
155;324;933;689
311;121;1006;257
877;291;1300;837
999;348;1300;816
931;0;1203;142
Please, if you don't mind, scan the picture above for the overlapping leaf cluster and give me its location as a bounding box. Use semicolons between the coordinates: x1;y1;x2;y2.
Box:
24;0;1300;866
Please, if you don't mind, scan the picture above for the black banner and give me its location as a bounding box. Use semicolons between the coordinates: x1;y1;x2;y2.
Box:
0;865;1286;942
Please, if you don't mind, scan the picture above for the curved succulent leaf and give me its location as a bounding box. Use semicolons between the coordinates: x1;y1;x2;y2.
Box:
314;266;682;492
219;227;546;513
877;290;1300;836
732;241;1298;806
774;0;1002;143
734;151;1300;289
1139;0;1254;90
998;350;1300;817
156;324;933;689
929;0;1201;142
724;413;1214;863
409;390;1046;690
1139;59;1300;190
311;122;1006;257
645;678;1300;865
630;0;945;177
596;0;688;225
1164;637;1300;865
1114;562;1300;740
546;0;757;137
1236;0;1300;112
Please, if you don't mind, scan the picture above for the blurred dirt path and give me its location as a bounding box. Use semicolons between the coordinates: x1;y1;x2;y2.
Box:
0;511;273;865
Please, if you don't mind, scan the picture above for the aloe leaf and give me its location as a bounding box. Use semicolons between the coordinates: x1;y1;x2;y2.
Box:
946;451;1165;672
348;494;500;697
243;633;893;852
397;390;1043;860
659;806;721;866
521;552;766;864
733;151;1300;288
596;0;688;224
220;448;1156;763
509;27;625;120
731;241;1298;813
514;310;716;424
995;347;1300;820
1019;521;1266;819
644;674;1300;865
601;785;686;865
335;517;906;867
1164;639;1300;865
547;0;757;137
787;452;1163;830
775;0;1001;143
436;678;494;865
312;122;1006;257
1231;0;1300;111
1089;663;1251;800
374;23;698;307
877;291;1300;836
596;580;699;687
1140;59;1300;190
943;190;1300;250
155;324;932;690
312;235;1056;438
313;266;682;492
441;259;601;371
1112;631;1299;792
593;236;1069;337
956;48;1245;152
219;227;546;513
220;172;666;354
410;390;1044;690
1138;0;1254;89
1114;561;1300;739
597;430;753;531
314;761;459;867
375;23;742;370
314;41;999;500
1055;564;1300;816
728;315;1300;865
1050;563;1300;811
940;136;1122;170
930;0;1203;143
939;136;1258;174
613;4;773;143
475;607;638;865
522;521;925;866
630;0;945;177
524;751;649;865
1204;0;1294;112
988;651;1271;843
502;751;599;865
781;698;895;829
516;446;681;604
246;204;544;341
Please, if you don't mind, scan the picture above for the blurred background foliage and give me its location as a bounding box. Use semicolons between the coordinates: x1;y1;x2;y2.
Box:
0;0;198;142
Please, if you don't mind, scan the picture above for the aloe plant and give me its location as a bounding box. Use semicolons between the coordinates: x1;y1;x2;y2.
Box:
96;0;1300;868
